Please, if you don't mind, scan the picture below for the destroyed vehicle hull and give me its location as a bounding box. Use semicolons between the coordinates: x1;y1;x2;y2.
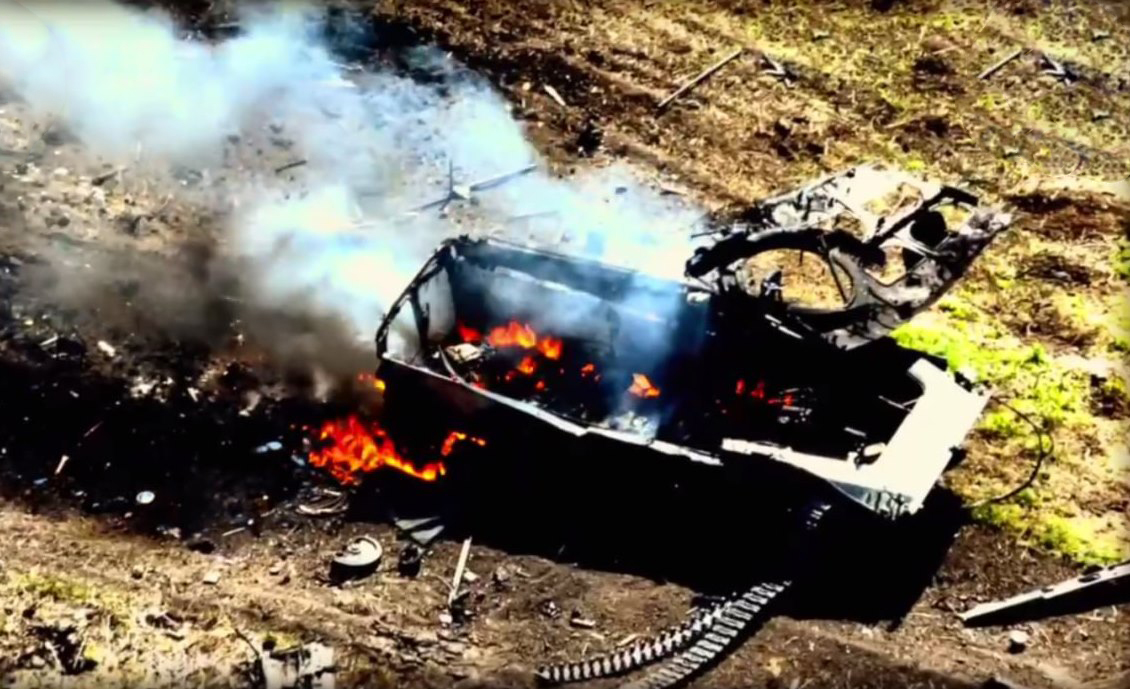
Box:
375;236;990;519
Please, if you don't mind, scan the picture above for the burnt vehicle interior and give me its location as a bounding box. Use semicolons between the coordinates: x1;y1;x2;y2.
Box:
373;165;1011;522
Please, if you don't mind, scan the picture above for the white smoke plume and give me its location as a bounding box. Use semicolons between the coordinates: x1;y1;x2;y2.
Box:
0;0;699;379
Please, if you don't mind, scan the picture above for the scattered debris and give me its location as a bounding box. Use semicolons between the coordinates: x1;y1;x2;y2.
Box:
977;48;1025;80
255;440;284;454
202;570;221;585
295;489;349;517
393;515;445;546
448;537;472;607
53;454;69;476
569;611;597;629
95;340;116;358
91;166;125;186
1007;630;1030;654
400;162;537;213
657;48;743;113
261;642;335;689
758;52;794;84
329;535;382;582
540;600;561;619
29;622;96;675
960;560;1130;627
543;84;567;108
274;159;307;174
1037;51;1078;85
397;544;423;578
134;490;155;506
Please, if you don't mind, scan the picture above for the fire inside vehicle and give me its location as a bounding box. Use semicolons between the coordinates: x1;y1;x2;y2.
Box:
317;165;1012;689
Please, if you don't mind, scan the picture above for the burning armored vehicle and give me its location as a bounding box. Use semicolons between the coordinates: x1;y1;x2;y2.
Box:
351;165;1010;688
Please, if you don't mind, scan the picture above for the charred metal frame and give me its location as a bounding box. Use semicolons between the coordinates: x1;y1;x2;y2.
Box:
687;164;1012;348
374;166;1010;521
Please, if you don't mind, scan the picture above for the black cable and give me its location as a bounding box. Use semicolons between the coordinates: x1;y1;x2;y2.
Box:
968;396;1054;508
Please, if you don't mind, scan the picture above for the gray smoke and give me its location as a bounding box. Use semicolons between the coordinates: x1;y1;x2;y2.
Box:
0;0;699;381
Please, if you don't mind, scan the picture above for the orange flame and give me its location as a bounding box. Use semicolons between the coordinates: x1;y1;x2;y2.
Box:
580;363;596;376
440;430;487;457
628;373;661;398
457;323;483;343
308;416;445;485
356;372;387;392
517;356;538;375
489;321;537;349
538;336;563;360
477;320;564;361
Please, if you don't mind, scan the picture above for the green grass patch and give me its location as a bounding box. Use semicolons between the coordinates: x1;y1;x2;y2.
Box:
971;504;1124;566
1114;239;1130;282
892;320;1090;428
18;572;93;603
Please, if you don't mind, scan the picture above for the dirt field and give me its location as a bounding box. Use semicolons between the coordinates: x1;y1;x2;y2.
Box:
1;1;1128;688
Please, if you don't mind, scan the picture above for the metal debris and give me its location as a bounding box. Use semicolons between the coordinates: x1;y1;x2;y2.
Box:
977;48;1025;80
657;48;743;113
296;489;348;517
448;537;473;607
397;544;423;578
540;600;561;619
261;642;335;689
543;84;567;108
1037;51;1078;85
569;612;597;630
393;515;446;546
960;560;1130;627
402;161;537;213
329;536;383;582
1007;630;1030;654
274;159;307;174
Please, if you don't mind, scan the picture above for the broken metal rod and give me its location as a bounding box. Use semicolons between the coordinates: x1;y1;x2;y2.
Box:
408;163;537;212
960;560;1130;627
977;48;1025;80
657;48;743;112
448;536;472;607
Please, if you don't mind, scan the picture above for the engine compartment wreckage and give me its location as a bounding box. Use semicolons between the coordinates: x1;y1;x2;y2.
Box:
371;164;1012;687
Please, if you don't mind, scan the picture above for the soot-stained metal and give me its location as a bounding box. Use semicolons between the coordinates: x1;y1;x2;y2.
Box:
373;164;1012;689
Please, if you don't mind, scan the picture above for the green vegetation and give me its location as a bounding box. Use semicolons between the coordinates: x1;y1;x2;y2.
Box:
17;572;94;603
892;321;1090;430
973;503;1125;566
1115;239;1130;282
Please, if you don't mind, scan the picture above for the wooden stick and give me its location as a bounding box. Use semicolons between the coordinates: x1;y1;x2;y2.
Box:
448;537;472;606
977;47;1025;80
657;48;743;112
